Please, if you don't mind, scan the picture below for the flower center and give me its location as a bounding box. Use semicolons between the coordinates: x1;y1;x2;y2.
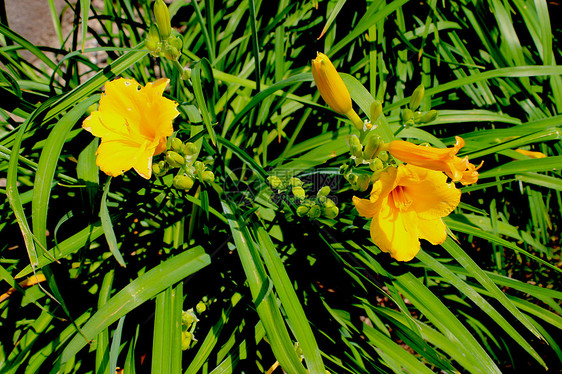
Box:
390;185;411;211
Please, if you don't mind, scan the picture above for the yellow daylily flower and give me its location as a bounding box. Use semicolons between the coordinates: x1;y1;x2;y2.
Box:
311;52;364;130
82;78;179;179
383;136;482;185
353;164;461;261
514;149;547;159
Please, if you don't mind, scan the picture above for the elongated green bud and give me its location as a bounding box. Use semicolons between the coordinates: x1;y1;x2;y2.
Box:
420;109;438;123
317;186;331;197
370;100;383;122
183;142;198;155
201;170;215;183
154;0;172;39
173;175;194;190
268;175;283;189
166;151;185;167
348;135;363;158
409;84;425;111
357;174;370;192
401;108;414;124
296;205;310;217
323;205;339;219
171;137;184;153
363;135;382;160
292;186;306;200
146;24;161;52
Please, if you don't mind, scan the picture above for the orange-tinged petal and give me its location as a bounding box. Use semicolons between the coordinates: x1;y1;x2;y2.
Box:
352;196;378;218
385;136;480;185
417;218;447;245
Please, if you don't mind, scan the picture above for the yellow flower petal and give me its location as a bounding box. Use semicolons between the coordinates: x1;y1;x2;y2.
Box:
514;149;547;159
417;218;447;245
370;200;420;261
353;164;460;262
82;78;179;179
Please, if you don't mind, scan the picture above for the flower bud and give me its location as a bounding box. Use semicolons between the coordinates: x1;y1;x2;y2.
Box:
323;198;336;208
420;109;438;124
268;175;283;189
311;52;352;115
370;100;383;122
357;174;370;192
363;135;382;160
182;67;192;80
152;162;161;176
348;135;363;158
196;301;206;314
348;173;358;185
181;331;193;350
171;137;184;153
323;205;339;219
401;108;414;124
369;157;384;171
164;44;181;61
173;175;194;191
296;205;310;217
169;34;183;51
292;186;306;200
166;151;185;167
289;177;303;187
307;204;321;218
378;151;389;162
154;0;171;39
183;142;198;155
193;161;205;173
317;186;331;197
413;111;422;123
146;24;161;52
201;170;215;183
409;84;425;111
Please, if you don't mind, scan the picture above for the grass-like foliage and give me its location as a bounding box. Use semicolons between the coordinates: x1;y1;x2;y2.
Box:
1;0;561;373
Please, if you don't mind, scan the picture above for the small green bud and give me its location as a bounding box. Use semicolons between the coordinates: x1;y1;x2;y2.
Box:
350;144;363;159
201;170;215;183
268;175;283;189
413;111;422;123
348;173;358;184
371;169;383;182
289;177;303;187
378;151;389;162
182;310;194;326
146;25;161;52
152;162;161;176
317;186;331;197
369;158;384;171
171;137;184;153
323;205;339;219
323;198;336;208
401;108;414;124
193;161;206;173
307;204;321;218
164;44;181;61
363;135;383;160
292;186;306;200
357;174;370;192
182;67;192;80
409;84;425;111
420;109;438;123
181;331;193;350
154;0;172;39
370;100;383;122
166;151;185;167
296;205;310;217
183;142;198;155
173;175;194;191
169;34;183;48
196;301;206;314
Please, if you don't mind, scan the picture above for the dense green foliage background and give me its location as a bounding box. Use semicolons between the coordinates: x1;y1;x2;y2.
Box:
1;0;561;373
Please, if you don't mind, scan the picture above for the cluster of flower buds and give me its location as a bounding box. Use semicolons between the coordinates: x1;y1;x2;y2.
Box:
152;137;215;192
146;0;184;62
267;176;340;220
401;84;438;127
296;185;339;219
181;296;211;351
341;133;391;191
